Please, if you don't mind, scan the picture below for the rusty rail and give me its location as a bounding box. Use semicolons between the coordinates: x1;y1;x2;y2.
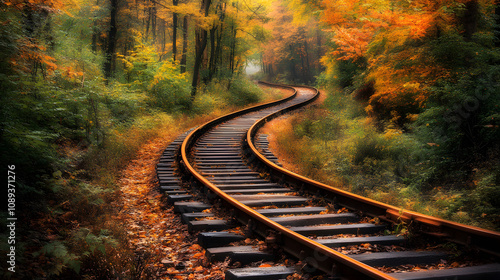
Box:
181;83;397;279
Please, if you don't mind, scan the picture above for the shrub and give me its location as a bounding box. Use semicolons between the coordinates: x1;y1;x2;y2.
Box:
225;77;263;106
149;62;191;112
119;34;192;113
353;134;388;165
103;84;147;124
192;92;225;115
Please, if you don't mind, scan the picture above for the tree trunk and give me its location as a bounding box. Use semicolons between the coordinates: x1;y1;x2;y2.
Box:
208;26;217;82
161;19;166;60
207;3;226;82
495;1;500;47
172;0;179;60
145;7;151;38
180;15;188;73
151;3;157;42
304;40;311;83
289;44;297;82
191;0;212;98
461;0;479;41
228;3;239;76
214;22;224;76
104;0;118;84
229;20;236;75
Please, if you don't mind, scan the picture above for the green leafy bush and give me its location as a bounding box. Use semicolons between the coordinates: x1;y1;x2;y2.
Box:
120;34;192;113
33;241;81;277
225;77;263;106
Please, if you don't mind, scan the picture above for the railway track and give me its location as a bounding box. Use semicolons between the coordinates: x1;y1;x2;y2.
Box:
157;82;500;280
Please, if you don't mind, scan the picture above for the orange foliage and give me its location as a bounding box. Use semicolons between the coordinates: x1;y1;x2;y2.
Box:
321;0;442;61
3;0;68;11
11;38;58;76
4;0;75;78
320;0;485;118
366;49;450;111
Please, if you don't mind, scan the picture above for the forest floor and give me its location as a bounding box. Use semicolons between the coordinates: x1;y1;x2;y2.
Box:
118;134;227;279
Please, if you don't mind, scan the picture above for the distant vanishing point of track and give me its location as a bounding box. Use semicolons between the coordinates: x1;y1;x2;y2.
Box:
156;82;500;280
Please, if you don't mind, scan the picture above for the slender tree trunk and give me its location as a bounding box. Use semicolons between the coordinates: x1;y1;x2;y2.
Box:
161;19;166;60
208;26;217;82
91;0;101;53
214;23;224;76
191;0;212;98
304;40;311;82
172;0;179;60
192;31;208;97
180;15;188;73
104;0;118;84
151;3;157;42
300;54;306;83
145;7;151;38
495;1;500;47
207;3;226;82
229;19;236;75
289;44;296;82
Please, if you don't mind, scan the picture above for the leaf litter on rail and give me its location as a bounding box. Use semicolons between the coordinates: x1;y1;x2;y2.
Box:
119;134;225;279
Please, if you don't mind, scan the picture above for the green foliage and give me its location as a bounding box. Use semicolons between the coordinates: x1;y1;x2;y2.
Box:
102;84;147;124
73;228;119;257
334;59;365;90
33;241;81;276
454;173;500;228
149;62;191;112
119;34;192;113
352;134;388;165
416;34;500;164
226;77;263;106
431;33;478;69
192;91;225;115
294;113;344;146
193;77;264;114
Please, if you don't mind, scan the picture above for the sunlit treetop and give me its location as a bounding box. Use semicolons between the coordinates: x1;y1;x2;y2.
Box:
321;0;495;61
2;0;78;12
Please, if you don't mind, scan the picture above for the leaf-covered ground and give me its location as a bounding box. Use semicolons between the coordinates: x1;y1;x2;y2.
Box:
119;135;226;279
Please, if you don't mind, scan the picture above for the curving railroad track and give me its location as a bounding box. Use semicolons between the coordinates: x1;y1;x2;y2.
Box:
157;82;500;280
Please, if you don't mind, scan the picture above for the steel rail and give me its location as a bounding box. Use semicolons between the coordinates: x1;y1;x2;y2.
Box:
181;83;396;279
246;87;500;259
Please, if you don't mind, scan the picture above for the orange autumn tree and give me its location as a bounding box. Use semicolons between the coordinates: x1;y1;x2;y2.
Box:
320;0;488;124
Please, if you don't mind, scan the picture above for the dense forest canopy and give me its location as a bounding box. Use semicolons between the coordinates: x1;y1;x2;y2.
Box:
0;0;499;278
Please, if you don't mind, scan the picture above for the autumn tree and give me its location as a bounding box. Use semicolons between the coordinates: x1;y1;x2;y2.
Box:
104;0;119;82
172;0;179;60
180;13;189;73
190;0;212;97
317;0;498;125
314;0;500;174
